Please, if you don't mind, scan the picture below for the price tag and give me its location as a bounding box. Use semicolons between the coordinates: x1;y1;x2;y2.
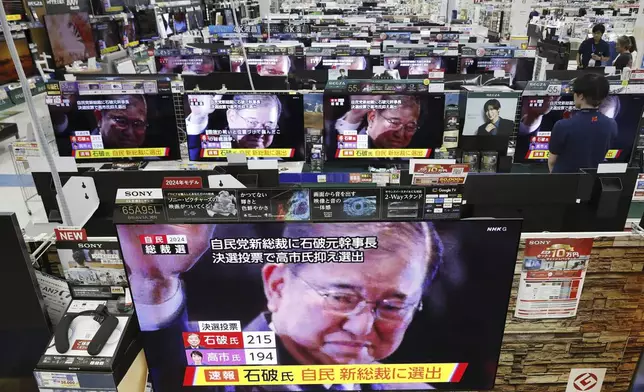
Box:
170;81;184;93
428;83;445;92
427;70;444;79
629;70;644;81
244;348;278;365
36;372;80;388
546;84;562;95
242;331;276;348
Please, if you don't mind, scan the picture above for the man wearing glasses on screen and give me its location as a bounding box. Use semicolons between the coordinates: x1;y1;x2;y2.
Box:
334;95;421;149
53;94;149;150
119;222;443;391
186;94;281;160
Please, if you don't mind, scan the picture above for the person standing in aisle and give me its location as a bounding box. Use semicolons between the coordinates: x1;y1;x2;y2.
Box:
548;74;617;173
577;24;610;68
629;36;638;68
613;36;633;71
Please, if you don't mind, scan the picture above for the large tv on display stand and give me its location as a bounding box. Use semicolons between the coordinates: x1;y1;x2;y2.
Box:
116;219;521;391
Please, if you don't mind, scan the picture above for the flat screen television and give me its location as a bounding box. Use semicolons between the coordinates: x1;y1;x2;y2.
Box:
156;53;226;74
306;55;371;71
121;22;138;47
383;55;450;78
173;11;188;33
515;94;644;163
0;37;36;84
460;57;518;78
48;80;181;161
135;9;159;41
3;0;26;20
230;53;304;76
184;92;305;160
115;219;522;391
323;92;445;159
44;12;97;68
93;21;121;55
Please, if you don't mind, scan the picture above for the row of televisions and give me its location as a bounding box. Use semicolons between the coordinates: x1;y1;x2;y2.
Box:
154;51;535;81
46;75;644;166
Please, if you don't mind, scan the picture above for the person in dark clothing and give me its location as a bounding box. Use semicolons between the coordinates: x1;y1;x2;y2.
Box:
577;24;610;68
548;74;617;173
613;35;633;71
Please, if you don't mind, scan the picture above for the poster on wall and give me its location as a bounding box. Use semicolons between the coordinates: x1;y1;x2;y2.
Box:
515;238;594;319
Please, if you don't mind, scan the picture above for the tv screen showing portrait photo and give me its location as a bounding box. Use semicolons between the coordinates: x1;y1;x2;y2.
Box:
461;95;519;136
516;94;644;163
45;12;96;68
323;93;445;159
184;93;305;160
116;219;522;391
48;81;181;161
0;37;35;84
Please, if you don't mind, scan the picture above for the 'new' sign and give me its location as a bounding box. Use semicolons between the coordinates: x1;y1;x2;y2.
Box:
54;228;87;242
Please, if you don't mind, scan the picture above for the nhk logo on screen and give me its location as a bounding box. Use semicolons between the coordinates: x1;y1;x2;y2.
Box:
566;369;606;392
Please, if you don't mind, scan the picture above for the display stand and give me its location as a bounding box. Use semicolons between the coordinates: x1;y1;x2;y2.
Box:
0;213;51;379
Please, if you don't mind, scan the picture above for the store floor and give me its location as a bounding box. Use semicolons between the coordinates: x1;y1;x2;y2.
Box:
0;95;49;229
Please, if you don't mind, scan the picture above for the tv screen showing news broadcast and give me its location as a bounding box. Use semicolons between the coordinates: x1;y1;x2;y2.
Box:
229;54;303;76
156;53;229;74
383;56;443;78
116;219;521;391
184;93;305;160
323;93;445;159
460;57;518;78
516;94;644;163
306;55;370;71
48;80;181;161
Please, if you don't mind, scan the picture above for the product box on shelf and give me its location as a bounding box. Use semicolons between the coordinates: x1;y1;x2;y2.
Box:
33;299;143;391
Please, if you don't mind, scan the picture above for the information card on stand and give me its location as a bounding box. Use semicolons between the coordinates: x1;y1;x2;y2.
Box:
515;238;593;319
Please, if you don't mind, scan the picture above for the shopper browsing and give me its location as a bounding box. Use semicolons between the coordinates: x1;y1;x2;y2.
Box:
613;36;633;71
548;74;617;173
577;24;610;68
629;36;638;68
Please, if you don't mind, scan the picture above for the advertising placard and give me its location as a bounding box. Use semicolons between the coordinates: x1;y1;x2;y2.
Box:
515;238;593;319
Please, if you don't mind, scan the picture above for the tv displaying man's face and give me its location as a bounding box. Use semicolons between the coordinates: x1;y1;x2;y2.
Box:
366;98;420;149
256;55;291;76
95;95;147;148
264;227;429;365
226;96;280;149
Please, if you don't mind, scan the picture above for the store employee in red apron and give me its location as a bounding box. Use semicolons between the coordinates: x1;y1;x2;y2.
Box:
577;24;610;68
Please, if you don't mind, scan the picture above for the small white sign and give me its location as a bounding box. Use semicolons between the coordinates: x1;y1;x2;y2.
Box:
566;368;606;392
